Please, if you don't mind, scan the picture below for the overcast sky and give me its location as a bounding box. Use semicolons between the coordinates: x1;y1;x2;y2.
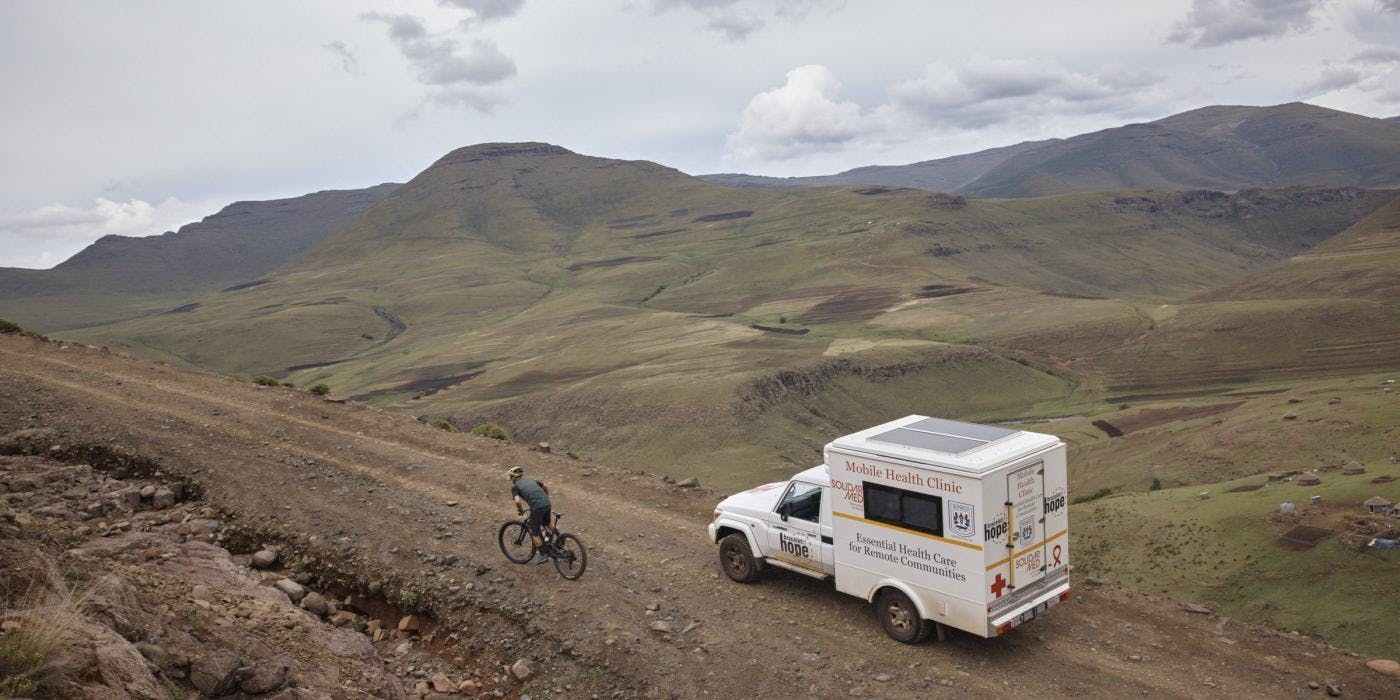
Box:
3;0;1399;268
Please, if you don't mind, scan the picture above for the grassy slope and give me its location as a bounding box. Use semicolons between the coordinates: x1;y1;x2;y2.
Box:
1072;421;1400;658
56;145;1397;493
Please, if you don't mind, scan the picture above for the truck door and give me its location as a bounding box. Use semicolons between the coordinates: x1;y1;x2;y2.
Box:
1007;462;1047;589
768;482;825;573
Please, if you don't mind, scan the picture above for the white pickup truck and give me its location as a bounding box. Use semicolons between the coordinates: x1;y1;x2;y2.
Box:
708;415;1070;643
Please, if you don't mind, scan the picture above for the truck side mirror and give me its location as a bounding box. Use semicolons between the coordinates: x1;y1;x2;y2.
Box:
778;503;790;521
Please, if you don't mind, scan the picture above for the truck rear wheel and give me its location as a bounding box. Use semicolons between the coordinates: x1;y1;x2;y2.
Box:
718;533;761;583
876;588;932;644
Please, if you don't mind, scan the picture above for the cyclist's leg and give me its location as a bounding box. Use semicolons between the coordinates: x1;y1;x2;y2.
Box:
528;508;551;562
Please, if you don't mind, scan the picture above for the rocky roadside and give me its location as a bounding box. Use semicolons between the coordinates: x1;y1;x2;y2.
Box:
0;437;541;699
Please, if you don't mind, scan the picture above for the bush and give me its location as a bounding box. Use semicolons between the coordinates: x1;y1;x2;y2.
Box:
470;423;510;441
290;561;307;574
309;383;330;396
1072;488;1114;505
252;376;280;387
0;319;22;335
367;581;383;595
429;418;458;433
398;591;420;609
1150;478;1162;491
280;381;295;388
0;631;42;696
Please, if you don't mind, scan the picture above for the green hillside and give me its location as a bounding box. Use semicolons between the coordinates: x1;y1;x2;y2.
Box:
0;184;398;331
51;143;1398;490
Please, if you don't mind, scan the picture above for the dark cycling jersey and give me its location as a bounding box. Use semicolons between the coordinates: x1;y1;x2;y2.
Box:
511;477;550;509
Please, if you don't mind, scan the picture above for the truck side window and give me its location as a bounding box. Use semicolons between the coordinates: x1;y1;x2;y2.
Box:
780;482;822;522
862;481;944;537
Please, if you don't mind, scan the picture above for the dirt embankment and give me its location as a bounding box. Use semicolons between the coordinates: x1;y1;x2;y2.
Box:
2;334;1398;698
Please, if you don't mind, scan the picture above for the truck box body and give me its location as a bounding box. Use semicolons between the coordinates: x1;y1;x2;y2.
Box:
825;416;1069;637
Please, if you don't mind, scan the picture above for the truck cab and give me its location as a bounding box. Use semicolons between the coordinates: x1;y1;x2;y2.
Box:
707;465;834;581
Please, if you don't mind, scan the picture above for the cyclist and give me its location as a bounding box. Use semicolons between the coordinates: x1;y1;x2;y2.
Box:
508;466;552;564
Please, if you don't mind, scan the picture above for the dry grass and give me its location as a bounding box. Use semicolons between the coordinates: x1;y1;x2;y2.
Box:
1;558;116;696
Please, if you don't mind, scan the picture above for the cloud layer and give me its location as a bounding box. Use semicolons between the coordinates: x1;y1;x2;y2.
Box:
1168;0;1322;47
362;10;517;111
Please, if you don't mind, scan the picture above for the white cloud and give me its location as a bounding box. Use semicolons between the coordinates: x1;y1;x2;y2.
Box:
725;65;868;161
652;0;837;41
1168;0;1323;47
438;0;527;22
889;56;1164;130
1300;65;1365;95
323;41;362;75
362;12;517;112
0;197;213;269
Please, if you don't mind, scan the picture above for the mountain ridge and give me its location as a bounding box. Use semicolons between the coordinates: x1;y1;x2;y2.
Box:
702;102;1400;196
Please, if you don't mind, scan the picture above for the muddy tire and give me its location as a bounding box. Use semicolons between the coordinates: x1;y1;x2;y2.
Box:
498;520;535;564
876;588;931;644
719;533;761;583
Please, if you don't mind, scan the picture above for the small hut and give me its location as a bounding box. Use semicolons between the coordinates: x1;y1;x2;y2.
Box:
1365;496;1393;514
1297;473;1321;486
1343;463;1366;475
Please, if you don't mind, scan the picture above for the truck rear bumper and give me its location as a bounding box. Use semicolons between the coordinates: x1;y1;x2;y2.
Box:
988;582;1071;636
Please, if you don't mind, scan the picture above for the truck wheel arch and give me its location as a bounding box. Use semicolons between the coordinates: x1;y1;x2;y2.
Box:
869;581;929;620
713;521;763;558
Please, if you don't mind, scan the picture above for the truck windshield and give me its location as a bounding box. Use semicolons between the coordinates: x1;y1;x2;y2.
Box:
780;482;822;522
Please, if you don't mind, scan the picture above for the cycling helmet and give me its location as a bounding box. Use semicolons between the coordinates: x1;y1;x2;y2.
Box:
507;466;524;480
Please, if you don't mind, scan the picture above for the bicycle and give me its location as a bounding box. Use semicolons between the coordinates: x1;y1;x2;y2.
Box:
498;511;587;580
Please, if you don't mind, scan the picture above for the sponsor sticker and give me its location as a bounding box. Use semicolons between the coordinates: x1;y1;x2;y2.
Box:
948;501;975;540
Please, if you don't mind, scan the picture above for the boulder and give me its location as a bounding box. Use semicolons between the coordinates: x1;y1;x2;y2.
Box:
330;610;357;627
251;549;279;569
274;578;307;603
676;477;700;488
115;488;142;510
152;487;177;510
511;658;539;680
139;485;156;500
1365;659;1400;677
190;651;244;697
301;591;330;617
240;654;292;694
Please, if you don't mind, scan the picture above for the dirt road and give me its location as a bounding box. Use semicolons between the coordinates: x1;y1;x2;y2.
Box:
1;334;1393;699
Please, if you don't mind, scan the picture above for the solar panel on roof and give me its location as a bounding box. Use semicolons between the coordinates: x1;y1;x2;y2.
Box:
905;417;1016;442
869;428;985;454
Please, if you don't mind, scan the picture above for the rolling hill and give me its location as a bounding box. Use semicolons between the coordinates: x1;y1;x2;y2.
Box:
36;142;1396;488
702;103;1400;197
0;183;398;331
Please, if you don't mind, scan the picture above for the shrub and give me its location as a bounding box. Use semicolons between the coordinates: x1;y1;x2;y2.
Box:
290;561;307;574
1150;478;1162;491
252;376;280;387
0;319;22;335
778;316;787;324
1;561;114;694
470;423;510;441
1072;488;1114;505
398;591;420;609
429;418;458;433
309;383;330;396
367;581;383;595
0;631;42;696
280;381;295;388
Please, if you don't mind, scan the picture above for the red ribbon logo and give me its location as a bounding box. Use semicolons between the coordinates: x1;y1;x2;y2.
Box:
1052;544;1063;567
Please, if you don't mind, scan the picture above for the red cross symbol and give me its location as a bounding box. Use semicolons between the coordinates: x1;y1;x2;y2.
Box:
991;573;1008;599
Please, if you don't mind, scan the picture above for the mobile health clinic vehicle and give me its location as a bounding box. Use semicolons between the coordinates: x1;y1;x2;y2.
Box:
708;415;1070;642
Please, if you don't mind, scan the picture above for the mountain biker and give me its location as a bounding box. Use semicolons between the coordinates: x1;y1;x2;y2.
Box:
508;466;552;564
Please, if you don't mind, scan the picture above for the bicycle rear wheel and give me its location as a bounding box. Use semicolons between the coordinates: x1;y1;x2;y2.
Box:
552;533;587;580
498;520;535;564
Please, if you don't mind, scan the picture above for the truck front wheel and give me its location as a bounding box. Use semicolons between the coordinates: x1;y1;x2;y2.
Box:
876;588;933;644
718;533;761;583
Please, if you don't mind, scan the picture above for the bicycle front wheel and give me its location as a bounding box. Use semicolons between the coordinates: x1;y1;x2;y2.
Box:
552;533;587;580
498;520;535;564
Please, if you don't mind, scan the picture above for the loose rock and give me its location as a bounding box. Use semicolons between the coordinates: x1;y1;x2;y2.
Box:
1365;659;1399;677
190;650;243;697
302;591;330;617
251;548;279;569
511;658;539;680
274;578;307;603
